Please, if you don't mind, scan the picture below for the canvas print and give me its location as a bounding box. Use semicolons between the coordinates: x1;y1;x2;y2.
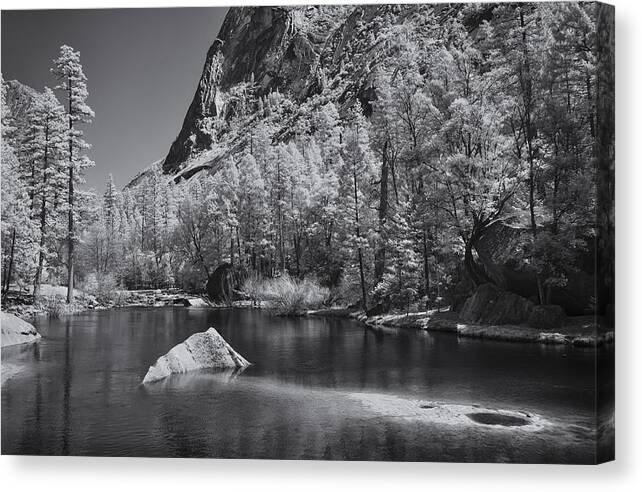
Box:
1;2;614;463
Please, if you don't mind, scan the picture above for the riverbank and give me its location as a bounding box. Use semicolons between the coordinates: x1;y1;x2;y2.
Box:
2;286;213;321
308;307;614;347
2;290;614;347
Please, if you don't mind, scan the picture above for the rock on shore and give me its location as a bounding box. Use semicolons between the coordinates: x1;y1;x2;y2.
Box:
183;297;209;307
1;312;41;347
142;327;250;384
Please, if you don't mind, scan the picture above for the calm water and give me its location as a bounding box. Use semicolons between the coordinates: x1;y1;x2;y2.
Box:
1;307;612;462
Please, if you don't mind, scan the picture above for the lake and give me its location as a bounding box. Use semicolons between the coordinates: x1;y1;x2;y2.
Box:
1;307;612;462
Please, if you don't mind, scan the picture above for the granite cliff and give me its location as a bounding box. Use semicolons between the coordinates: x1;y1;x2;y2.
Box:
161;4;492;176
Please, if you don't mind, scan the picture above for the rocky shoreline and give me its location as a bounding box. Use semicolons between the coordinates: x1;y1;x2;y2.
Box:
2;291;614;348
307;308;614;347
2;288;215;321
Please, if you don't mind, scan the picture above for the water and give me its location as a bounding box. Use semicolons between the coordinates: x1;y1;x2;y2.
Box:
1;307;612;462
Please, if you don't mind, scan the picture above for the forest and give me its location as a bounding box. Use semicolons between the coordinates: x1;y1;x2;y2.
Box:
1;3;614;318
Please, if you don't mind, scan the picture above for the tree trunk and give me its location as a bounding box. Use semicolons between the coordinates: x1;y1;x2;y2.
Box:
66;79;75;304
519;9;544;305
463;224;494;288
352;157;367;311
230;224;235;268
293;232;301;277
34;131;50;301
357;247;367;311
33;227;46;301
2;228;17;301
374;140;389;283
422;230;430;310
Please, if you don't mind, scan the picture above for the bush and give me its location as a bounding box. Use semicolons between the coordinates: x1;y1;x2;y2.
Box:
80;272;120;304
243;273;329;315
328;274;363;308
242;272;263;307
42;296;83;318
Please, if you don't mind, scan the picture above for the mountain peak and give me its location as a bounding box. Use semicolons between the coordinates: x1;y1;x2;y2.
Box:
162;5;352;173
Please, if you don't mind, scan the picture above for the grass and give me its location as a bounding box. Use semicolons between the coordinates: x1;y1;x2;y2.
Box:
40;296;85;318
242;274;329;316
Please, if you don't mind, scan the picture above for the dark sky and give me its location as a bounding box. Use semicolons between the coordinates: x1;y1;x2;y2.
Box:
1;7;227;191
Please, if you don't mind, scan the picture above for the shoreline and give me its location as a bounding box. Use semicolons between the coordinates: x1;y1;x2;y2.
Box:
307;308;614;348
2;288;214;321
3;294;614;348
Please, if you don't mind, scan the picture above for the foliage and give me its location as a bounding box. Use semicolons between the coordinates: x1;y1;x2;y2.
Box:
2;4;604;315
78;272;120;304
243;274;330;315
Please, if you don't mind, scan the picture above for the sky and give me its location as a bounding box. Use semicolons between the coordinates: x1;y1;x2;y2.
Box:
1;7;227;190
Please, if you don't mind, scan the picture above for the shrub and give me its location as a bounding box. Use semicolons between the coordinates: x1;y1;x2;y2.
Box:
328;274;363;308
242;272;263;307
80;272;120;304
42;296;83;318
243;273;329;315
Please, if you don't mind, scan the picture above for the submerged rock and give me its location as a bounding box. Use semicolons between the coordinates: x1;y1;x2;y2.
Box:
142;327;250;384
1;312;41;347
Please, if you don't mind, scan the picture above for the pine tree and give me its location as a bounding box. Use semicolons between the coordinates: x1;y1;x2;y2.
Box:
51;45;95;303
23;88;68;300
102;173;120;273
237;152;268;273
2;79;37;297
340;107;374;310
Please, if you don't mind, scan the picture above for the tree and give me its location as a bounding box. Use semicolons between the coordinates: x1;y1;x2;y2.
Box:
174;177;218;287
51;44;95;303
340;107;374;310
1;141;38;298
424;24;521;288
236;152;269;273
23;88;68;300
1;79;38;298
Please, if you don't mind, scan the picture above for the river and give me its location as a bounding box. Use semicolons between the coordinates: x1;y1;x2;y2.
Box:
1;307;613;462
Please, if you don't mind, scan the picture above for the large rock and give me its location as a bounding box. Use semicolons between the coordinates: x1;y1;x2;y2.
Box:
206;263;235;304
163;6;329;173
460;283;569;329
142;327;250;384
1;312;41;347
460;283;535;325
475;221;599;316
181;297;210;307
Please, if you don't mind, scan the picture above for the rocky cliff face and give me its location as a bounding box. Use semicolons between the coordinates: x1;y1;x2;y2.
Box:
162;4;493;176
163;6;345;173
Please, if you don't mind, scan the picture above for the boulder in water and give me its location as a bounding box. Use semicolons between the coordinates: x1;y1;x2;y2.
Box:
142;327;250;384
1;312;41;347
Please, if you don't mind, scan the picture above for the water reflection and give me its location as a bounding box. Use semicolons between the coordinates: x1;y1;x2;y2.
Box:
2;307;611;462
